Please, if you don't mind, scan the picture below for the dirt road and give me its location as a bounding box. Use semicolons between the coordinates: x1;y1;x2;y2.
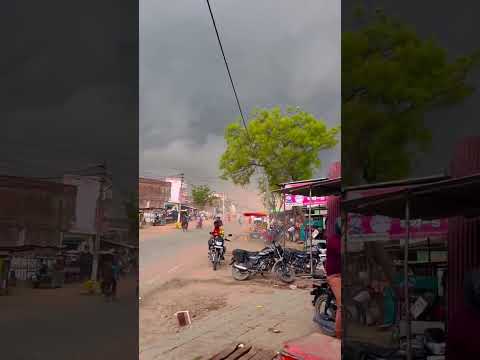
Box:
140;222;319;360
1;275;138;360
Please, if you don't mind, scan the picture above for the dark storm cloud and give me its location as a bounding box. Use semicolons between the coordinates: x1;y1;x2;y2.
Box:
140;0;341;186
1;1;138;214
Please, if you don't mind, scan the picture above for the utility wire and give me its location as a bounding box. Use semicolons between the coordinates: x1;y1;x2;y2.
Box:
205;0;250;140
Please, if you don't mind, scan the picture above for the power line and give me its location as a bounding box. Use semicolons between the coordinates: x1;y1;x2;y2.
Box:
205;0;250;140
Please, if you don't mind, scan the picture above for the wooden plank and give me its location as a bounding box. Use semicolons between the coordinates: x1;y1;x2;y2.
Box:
209;343;240;360
243;347;260;360
246;349;277;360
223;345;253;360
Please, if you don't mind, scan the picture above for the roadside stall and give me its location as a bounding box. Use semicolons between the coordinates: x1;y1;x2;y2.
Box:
278;178;342;274
243;212;267;240
342;173;480;360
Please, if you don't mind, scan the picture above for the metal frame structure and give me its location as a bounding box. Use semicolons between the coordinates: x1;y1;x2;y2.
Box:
342;172;480;360
278;178;341;276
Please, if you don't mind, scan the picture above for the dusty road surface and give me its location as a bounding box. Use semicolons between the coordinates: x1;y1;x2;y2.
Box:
1;275;138;360
140;221;321;360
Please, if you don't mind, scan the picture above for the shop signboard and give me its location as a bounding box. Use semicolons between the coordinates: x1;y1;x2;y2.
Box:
166;177;182;203
348;213;448;242
285;194;328;207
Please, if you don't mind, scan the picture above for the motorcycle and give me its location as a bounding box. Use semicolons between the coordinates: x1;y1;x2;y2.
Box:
311;280;337;337
208;233;232;270
31;266;54;289
283;244;324;275
230;240;295;283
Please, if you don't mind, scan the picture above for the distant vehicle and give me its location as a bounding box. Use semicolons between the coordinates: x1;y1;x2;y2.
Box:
31;263;54;289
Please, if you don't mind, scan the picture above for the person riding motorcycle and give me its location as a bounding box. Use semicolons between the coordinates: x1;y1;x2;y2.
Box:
209;217;225;259
181;212;189;229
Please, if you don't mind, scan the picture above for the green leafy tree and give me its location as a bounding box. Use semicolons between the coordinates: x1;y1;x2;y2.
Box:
219;106;339;207
191;185;214;208
342;9;480;185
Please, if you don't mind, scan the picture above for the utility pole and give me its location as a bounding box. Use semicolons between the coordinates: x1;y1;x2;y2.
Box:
265;175;270;225
222;192;225;220
91;162;107;282
177;173;185;224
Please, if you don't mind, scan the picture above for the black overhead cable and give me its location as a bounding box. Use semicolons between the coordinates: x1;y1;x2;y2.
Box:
205;0;251;140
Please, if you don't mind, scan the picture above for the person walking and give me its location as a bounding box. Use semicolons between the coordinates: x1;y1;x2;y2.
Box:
101;256;114;302
111;255;120;301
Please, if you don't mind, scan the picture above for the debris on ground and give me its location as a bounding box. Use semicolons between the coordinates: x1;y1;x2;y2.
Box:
289;285;297;290
175;310;192;327
268;328;281;334
209;343;277;360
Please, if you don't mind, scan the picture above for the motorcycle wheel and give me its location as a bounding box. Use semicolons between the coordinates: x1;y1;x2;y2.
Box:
213;254;218;271
273;262;295;284
315;295;337;321
232;266;250;281
314;294;329;317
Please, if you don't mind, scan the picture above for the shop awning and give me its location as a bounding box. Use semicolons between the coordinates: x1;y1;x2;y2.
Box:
278;178;342;197
342;173;480;219
243;212;267;217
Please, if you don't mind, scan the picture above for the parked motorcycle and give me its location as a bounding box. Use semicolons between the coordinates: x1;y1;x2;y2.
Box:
311;280;337;337
208;233;232;270
230;240;295;283
31;265;54;289
283;244;324;275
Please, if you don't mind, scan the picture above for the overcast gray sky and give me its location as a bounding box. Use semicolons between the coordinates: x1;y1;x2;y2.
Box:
140;0;341;209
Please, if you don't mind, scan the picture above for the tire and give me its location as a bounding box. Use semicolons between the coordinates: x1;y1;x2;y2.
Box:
315;294;337;321
273;261;295;284
314;294;328;316
232;265;250;281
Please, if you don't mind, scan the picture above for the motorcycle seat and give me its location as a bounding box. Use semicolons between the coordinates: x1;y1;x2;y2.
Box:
232;249;259;263
287;249;308;257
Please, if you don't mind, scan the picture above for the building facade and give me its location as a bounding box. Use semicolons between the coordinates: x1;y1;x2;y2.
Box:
0;176;77;250
139;178;171;209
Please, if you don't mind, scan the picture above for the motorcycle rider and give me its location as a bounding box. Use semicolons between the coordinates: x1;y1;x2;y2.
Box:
181;212;189;230
209;216;225;259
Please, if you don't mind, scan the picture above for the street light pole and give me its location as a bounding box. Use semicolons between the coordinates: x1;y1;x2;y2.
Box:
91;162;107;282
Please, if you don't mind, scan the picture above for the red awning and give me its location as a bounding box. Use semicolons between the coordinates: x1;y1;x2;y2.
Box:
279;178;342;197
243;212;267;217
